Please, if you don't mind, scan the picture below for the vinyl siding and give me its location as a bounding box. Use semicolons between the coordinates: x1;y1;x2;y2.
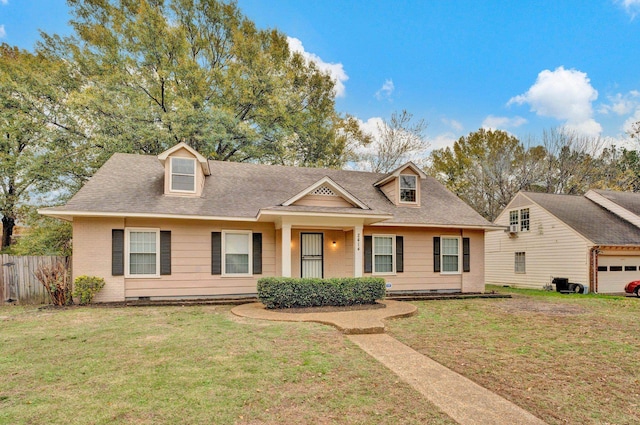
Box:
292;194;354;208
363;226;485;293
486;193;592;289
122;218;276;299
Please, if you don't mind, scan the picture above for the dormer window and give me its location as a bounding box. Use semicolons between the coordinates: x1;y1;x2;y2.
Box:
400;175;417;203
170;157;196;192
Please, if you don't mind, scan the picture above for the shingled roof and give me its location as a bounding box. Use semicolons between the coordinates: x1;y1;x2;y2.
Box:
590;189;640;216
522;191;640;245
43;152;494;228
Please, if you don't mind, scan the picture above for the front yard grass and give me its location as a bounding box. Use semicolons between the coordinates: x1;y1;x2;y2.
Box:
386;285;640;425
0;304;455;425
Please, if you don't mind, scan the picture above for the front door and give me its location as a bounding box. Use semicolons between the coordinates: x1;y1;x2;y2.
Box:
301;233;323;278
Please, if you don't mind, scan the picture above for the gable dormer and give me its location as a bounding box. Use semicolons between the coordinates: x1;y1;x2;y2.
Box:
374;162;427;207
158;142;211;197
283;176;369;209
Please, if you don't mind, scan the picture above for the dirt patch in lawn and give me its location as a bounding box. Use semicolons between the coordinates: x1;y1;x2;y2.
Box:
496;298;586;316
272;302;385;314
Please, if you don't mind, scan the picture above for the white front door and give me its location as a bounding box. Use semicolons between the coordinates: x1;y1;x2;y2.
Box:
301;233;323;278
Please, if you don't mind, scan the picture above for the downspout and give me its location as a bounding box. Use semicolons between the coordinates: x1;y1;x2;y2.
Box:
590;246;600;294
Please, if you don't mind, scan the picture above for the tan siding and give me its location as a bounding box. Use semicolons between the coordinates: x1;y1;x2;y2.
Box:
363;226;485;293
380;180;397;205
75;218;277;300
293;194;354;208
72;217;125;302
486;200;591;289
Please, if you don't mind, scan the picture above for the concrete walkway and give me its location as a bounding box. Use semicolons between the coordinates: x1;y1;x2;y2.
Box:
231;300;417;334
231;301;547;425
349;334;546;425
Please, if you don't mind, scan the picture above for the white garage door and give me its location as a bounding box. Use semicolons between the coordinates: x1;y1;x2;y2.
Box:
597;255;640;293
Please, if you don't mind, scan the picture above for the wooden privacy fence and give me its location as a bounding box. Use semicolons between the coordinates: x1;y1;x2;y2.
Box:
1;255;71;304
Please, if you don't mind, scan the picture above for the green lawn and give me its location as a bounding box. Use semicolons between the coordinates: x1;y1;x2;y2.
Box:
386;286;640;425
0;304;454;425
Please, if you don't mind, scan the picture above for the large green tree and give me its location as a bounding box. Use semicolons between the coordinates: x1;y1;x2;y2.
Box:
428;128;537;221
41;0;365;167
0;44;85;250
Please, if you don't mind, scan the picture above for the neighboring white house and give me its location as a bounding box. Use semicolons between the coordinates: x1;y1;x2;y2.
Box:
486;190;640;294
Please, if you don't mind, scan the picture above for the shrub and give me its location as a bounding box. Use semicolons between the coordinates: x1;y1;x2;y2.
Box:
35;261;72;306
257;277;386;309
73;275;106;305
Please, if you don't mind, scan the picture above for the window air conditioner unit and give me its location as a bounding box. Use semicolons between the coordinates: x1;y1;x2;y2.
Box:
509;224;518;233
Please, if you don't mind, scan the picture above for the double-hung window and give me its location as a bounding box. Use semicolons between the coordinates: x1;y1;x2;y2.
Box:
515;252;526;274
509;210;518;227
441;237;460;273
223;231;252;276
373;235;394;274
520;208;530;232
170;157;196;192
126;228;160;277
399;175;417;203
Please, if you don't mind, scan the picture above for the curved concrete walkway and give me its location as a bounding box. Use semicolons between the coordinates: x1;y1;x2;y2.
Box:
231;301;547;425
231;300;416;334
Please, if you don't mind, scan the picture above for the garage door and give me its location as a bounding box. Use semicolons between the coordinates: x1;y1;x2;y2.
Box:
597;255;640;293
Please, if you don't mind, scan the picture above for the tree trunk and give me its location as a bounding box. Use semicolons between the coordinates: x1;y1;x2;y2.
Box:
2;216;15;250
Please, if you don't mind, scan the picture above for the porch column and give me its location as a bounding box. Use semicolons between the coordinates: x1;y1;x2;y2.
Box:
354;225;363;277
281;223;292;277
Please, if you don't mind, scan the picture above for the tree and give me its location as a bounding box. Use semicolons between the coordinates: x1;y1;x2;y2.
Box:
40;0;366;167
0;44;84;250
536;128;605;194
360;110;428;173
428;128;533;221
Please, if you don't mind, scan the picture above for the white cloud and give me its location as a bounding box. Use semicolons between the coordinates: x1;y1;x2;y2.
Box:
0;1;7;5
430;133;458;151
441;117;463;132
0;25;5;39
375;79;394;101
482;115;527;130
617;0;640;18
623;108;640;134
599;90;640;115
287;36;348;98
509;66;602;137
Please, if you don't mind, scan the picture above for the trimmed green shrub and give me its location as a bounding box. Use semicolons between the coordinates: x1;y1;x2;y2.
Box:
73;275;106;305
257;277;386;309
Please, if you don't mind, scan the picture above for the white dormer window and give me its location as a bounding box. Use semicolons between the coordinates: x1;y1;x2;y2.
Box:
400;175;417;203
170;157;196;192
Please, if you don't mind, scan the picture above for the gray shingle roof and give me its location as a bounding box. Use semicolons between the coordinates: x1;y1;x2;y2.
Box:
45;153;493;227
592;189;640;216
522;191;640;245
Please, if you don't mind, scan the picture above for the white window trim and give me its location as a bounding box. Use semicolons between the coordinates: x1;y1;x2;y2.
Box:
519;208;530;232
125;228;161;278
440;235;462;275
515;252;526;274
222;230;253;277
372;234;396;275
398;174;418;204
170;157;197;194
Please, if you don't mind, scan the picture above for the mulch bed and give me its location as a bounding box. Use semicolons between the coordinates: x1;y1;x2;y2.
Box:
273;302;386;314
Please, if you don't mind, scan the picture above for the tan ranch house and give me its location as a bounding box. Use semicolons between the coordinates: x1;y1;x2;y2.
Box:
486;190;640;294
41;142;497;302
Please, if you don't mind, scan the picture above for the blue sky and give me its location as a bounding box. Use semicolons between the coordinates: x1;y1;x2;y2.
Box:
2;0;640;151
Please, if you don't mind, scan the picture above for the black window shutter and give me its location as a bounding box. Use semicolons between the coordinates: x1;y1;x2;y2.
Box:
211;232;222;275
364;235;372;273
252;233;262;275
433;237;441;273
160;231;171;275
112;229;124;276
396;236;404;273
463;237;470;273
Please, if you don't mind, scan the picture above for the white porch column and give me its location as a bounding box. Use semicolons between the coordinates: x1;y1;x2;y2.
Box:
281;223;292;277
354;225;363;277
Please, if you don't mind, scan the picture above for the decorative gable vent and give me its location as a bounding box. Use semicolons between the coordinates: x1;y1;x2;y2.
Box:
310;185;338;197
